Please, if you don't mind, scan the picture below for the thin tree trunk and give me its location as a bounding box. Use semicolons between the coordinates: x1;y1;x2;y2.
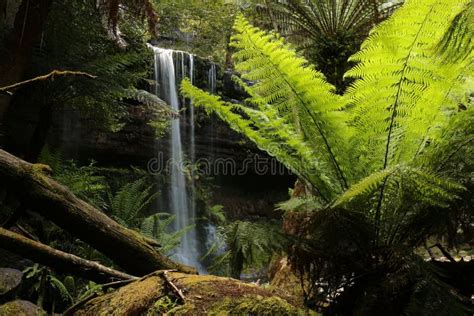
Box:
0;227;138;282
0;0;52;137
0;149;197;275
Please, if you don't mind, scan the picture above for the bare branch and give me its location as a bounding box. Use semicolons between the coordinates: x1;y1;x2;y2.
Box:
0;70;97;95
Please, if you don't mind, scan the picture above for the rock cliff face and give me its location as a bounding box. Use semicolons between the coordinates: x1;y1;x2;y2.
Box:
43;105;293;218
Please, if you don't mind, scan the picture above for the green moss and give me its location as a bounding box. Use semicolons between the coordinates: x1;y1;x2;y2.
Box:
0;300;46;316
145;296;179;315
29;164;54;188
73;272;315;315
205;295;312;315
75;276;166;316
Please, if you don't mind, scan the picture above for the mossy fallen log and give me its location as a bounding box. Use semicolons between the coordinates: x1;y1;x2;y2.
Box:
68;271;317;315
0;149;195;275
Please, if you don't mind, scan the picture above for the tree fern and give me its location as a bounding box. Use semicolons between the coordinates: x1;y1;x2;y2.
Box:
256;0;402;90
182;1;473;311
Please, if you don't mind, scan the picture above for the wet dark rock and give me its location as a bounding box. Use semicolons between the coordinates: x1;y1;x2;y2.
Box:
0;268;22;296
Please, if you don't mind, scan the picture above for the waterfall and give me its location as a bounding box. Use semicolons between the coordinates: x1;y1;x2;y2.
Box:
189;55;195;166
208;63;217;93
189;55;197;257
150;46;202;270
149;45;221;272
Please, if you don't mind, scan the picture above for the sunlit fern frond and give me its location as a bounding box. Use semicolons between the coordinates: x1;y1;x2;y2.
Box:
345;0;472;176
335;165;464;210
231;14;353;187
181;78;337;202
435;0;473;63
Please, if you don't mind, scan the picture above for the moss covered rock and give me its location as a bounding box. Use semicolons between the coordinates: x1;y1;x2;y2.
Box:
71;271;316;315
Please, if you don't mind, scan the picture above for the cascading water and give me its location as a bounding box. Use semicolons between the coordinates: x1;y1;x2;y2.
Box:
150;45;220;272
208;63;217;94
204;62;218;252
188;55;197;256
150;46;202;270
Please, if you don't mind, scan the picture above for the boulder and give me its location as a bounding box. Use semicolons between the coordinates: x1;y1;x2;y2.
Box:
0;268;22;296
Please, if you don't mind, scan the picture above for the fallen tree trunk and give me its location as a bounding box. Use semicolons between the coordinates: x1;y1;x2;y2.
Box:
67;271;309;315
0;227;137;283
0;149;196;275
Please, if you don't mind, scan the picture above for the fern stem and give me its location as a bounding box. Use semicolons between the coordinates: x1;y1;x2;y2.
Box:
301;105;349;191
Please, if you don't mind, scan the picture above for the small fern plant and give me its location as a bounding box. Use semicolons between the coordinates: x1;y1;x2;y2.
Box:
204;220;284;279
108;178;158;228
182;0;473;313
140;212;194;254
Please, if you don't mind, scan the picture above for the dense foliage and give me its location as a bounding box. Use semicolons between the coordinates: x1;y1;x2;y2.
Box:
1;0;472;314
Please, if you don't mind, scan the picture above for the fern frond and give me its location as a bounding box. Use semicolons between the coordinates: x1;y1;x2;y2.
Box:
110;178;158;227
335;165;464;210
38;145;64;174
435;1;474;63
333;166;397;207
181;79;337;201
54;161;107;208
124;89;178;117
140;213;193;254
231;14;351;190
345;0;472;175
180;14;354;199
49;275;73;303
